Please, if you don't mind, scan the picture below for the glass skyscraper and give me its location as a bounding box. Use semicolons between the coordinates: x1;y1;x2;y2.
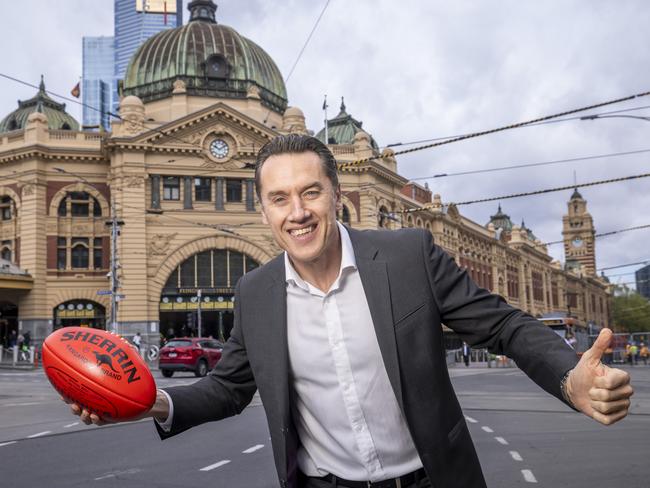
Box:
636;264;650;300
82;0;183;130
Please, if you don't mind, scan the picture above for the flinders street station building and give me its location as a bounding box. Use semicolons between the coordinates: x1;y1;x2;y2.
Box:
0;0;610;347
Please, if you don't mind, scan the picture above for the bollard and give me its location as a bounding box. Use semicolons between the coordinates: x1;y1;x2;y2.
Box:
13;345;18;366
30;346;35;365
0;346;3;363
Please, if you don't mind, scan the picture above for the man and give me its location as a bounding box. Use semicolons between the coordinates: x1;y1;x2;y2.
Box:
71;134;633;488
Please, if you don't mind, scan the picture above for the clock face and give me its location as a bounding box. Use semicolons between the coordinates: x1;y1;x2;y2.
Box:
210;139;229;159
571;237;584;248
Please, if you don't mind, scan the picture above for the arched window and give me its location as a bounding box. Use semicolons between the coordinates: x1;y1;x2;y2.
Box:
61;123;72;130
1;196;14;220
1;243;11;262
58;192;102;217
71;238;89;269
378;205;389;228
7;119;18;131
339;205;351;225
164;249;260;292
406;215;414;228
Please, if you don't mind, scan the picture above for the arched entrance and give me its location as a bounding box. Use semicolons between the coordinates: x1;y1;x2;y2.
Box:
0;301;18;347
159;248;259;341
53;300;107;330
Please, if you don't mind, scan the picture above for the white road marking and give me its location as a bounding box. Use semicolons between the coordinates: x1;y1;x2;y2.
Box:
481;426;494;433
3;402;40;407
0;441;17;447
27;431;51;438
242;444;264;454
64;422;79;428
495;436;509;445
94;468;141;481
464;416;477;423
521;469;538;483
200;460;231;471
509;451;523;461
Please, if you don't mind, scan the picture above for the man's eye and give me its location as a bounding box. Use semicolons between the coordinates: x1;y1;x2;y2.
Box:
304;191;320;198
272;197;287;204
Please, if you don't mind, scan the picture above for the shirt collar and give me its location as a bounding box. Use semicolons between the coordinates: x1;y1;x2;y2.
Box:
284;221;357;290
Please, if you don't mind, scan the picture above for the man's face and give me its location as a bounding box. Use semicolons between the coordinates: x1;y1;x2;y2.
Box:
259;151;341;269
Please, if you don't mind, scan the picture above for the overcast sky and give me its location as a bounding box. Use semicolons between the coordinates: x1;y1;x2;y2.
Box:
2;1;649;287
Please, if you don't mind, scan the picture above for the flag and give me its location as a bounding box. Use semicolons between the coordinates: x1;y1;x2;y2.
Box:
322;95;328;110
70;82;80;98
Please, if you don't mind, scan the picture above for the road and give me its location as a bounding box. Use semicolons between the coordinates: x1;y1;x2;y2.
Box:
0;364;648;487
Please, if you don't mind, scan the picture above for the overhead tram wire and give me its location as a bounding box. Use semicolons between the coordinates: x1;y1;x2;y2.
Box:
382;103;650;150
598;260;650;272
338;88;650;171
388;171;650;215
408;147;650;180
535;223;650;248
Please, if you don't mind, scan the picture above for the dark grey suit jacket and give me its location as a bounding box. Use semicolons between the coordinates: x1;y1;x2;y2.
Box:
157;227;580;488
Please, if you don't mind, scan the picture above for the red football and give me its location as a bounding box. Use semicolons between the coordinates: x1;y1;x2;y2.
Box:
42;327;156;420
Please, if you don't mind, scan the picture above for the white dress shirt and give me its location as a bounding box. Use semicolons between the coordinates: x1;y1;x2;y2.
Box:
285;222;421;481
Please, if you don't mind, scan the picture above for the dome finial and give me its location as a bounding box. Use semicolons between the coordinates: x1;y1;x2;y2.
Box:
188;0;217;23
38;75;46;94
340;96;346;113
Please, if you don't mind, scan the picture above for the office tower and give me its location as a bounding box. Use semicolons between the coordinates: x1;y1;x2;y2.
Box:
82;0;182;130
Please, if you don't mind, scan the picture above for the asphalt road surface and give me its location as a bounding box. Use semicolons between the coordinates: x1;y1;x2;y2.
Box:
0;364;648;487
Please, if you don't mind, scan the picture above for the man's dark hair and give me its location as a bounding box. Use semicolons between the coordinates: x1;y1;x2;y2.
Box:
254;134;339;201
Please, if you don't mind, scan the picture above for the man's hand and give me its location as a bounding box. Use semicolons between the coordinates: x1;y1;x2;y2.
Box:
64;389;170;426
565;328;633;425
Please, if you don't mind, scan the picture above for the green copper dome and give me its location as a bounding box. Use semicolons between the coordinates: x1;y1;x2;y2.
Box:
0;76;79;133
316;98;379;149
123;0;287;113
487;204;514;232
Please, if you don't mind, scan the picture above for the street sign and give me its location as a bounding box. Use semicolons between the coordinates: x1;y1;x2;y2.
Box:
97;290;112;295
115;294;126;302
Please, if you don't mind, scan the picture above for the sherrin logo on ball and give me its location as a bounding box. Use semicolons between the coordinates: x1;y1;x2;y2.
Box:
42;327;156;420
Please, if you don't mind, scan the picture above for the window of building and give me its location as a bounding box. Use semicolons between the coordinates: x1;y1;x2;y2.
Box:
57;192;102;217
71;237;89;269
57;237;67;270
378;205;389;228
532;271;544;302
226;179;242;202
194;177;212;202
1;196;13;220
340;205;351;225
93;238;103;270
0;240;11;261
163;177;180;200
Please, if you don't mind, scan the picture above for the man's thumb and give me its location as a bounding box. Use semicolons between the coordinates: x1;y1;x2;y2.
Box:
583;328;612;367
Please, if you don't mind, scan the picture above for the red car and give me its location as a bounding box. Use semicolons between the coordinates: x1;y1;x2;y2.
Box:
158;337;224;377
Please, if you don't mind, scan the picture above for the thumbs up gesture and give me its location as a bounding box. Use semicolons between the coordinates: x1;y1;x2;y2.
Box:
565;328;633;425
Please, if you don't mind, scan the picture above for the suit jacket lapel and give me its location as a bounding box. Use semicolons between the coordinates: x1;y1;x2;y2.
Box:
348;228;405;412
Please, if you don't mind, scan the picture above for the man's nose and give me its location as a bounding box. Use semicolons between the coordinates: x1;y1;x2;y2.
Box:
289;197;310;221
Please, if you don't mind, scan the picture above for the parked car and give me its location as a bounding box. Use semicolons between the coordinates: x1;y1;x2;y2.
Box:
158;337;223;377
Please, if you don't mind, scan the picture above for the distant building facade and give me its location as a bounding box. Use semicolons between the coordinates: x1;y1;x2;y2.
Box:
82;0;182;129
0;1;610;349
636;264;650;300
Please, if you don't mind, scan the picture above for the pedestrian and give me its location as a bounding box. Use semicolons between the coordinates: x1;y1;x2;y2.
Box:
629;343;638;366
132;332;142;354
66;134;634;488
23;331;31;348
639;343;649;366
462;341;470;367
8;329;16;348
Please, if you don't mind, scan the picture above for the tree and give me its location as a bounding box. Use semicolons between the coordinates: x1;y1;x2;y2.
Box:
611;286;650;333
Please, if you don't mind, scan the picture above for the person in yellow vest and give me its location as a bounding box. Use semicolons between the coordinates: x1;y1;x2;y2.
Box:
639;343;649;366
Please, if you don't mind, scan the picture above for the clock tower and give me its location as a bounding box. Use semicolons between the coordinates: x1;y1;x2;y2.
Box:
562;188;596;276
